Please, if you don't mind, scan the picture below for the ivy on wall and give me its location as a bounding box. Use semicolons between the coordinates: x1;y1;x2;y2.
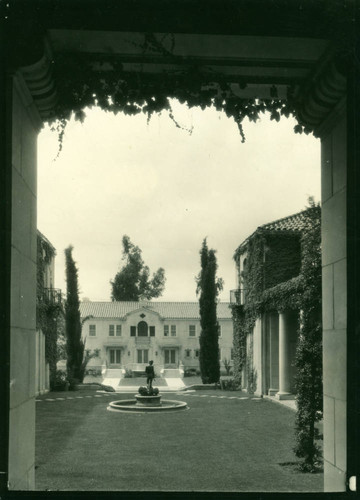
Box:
231;203;322;470
293;203;322;471
263;233;301;289
231;230;304;393
36;234;63;389
231;305;248;388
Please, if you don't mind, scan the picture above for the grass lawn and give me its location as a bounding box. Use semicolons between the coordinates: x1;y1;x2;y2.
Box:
35;386;323;492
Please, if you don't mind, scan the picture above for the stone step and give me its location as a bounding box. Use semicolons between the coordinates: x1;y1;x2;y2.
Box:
104;369;123;378
162;369;183;378
102;378;121;388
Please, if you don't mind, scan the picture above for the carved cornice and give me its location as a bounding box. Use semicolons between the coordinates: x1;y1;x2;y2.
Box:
18;42;58;121
295;55;347;137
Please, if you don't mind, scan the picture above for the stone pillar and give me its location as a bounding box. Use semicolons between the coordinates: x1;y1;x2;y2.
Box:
7;71;42;490
276;311;293;400
268;313;279;396
321;108;348;491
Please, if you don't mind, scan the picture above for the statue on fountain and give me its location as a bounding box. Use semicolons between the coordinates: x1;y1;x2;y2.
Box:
145;360;155;390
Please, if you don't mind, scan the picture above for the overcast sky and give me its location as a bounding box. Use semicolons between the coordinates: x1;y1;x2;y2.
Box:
37;100;320;303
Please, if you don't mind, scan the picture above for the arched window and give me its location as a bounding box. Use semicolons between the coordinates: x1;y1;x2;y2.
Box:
137;321;148;337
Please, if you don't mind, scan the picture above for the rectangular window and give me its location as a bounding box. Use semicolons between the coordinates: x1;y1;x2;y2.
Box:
109;325;114;336
189;325;196;337
130;326;136;337
116;325;122;336
185;349;191;358
137;349;148;364
164;325;169;337
89;325;96;336
218;324;222;337
150;326;155;337
171;325;176;337
195;349;199;358
231;348;234;360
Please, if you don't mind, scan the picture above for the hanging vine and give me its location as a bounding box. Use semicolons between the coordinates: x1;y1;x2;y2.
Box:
46;33;312;154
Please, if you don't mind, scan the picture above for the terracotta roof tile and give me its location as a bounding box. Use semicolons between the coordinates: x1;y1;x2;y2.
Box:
234;207;316;257
80;301;232;320
259;210;311;232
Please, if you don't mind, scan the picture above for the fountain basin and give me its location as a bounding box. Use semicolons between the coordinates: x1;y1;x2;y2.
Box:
135;394;162;407
107;398;188;413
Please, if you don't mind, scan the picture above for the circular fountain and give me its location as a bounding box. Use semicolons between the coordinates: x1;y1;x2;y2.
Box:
107;386;188;413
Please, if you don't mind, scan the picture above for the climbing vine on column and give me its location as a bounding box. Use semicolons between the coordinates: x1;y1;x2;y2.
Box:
293;202;322;472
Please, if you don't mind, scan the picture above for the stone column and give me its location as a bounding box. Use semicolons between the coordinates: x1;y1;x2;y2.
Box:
276;311;293;400
268;313;279;396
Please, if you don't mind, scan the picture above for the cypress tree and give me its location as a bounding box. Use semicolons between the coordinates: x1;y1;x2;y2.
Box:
64;246;85;384
196;239;223;384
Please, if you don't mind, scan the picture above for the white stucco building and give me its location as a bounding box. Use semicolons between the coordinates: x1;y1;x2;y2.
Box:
80;301;233;376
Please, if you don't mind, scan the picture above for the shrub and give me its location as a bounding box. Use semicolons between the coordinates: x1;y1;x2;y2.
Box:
53;370;69;391
138;386;159;396
124;368;133;378
184;368;197;377
220;378;239;391
85;368;102;377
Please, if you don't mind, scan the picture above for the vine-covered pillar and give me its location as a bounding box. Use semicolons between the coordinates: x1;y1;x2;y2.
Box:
276;310;295;400
268;313;279;396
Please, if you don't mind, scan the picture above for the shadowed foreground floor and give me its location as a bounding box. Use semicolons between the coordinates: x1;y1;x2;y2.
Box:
35;386;323;492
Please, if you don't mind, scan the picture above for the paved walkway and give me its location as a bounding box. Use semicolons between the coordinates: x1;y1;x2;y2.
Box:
102;376;187;392
36;390;269;403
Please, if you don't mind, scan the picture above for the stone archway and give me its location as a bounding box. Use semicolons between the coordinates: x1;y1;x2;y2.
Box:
1;1;359;492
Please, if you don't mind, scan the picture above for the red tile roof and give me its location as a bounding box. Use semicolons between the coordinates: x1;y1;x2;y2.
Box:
234;207;317;258
80;301;232;320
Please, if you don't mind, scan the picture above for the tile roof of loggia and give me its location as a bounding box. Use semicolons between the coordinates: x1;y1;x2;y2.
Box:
80;301;233;320
234;207;317;258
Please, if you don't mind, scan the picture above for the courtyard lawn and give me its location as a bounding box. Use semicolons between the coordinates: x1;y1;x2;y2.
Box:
35;386;323;492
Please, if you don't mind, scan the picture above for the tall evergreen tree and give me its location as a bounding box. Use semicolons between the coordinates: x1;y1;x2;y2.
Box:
64;245;84;384
64;246;97;384
196;239;223;384
111;235;165;301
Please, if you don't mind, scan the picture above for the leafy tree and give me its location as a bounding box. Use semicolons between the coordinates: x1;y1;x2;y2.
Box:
111;235;166;301
293;200;322;471
196;239;224;384
64;246;98;385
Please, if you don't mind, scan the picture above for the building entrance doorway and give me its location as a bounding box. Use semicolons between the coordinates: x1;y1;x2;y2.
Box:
109;348;121;367
164;348;176;367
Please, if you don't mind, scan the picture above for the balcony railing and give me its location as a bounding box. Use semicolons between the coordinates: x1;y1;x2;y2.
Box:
42;288;62;305
135;336;151;344
230;288;246;305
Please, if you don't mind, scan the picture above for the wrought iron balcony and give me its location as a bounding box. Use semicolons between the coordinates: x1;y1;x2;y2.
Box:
230;288;246;305
42;288;62;305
